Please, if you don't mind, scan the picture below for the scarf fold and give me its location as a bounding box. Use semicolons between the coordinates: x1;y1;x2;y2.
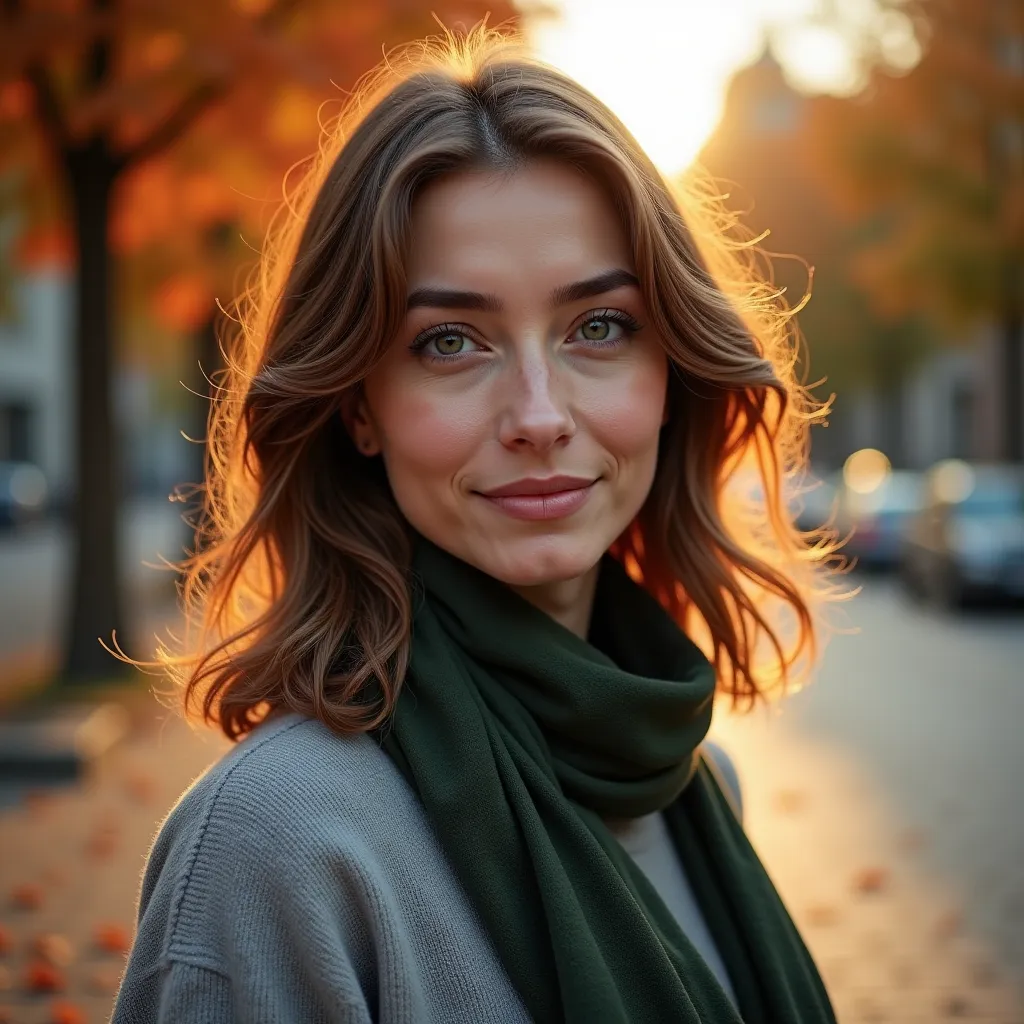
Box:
377;537;836;1023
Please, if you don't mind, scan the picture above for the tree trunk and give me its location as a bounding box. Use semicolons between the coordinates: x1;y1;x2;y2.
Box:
180;310;221;556
60;138;128;682
1000;260;1023;464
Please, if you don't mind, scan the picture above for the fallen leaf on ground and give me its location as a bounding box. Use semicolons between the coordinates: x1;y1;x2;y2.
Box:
123;772;157;804
87;965;122;994
10;882;44;910
804;904;840;927
49;1000;87;1024
25;959;65;993
85;831;118;858
94;922;131;955
773;790;807;814
851;867;889;895
31;933;76;967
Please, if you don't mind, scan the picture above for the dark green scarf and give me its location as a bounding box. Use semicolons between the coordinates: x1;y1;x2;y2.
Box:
378;537;835;1023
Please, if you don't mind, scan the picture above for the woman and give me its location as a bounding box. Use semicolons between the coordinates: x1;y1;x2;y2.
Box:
113;27;838;1024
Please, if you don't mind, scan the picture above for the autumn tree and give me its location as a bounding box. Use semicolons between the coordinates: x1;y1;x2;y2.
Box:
699;54;933;465
804;0;1024;459
0;0;515;682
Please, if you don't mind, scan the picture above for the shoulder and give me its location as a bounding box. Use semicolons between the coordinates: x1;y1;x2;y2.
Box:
119;712;529;1022
156;711;415;859
135;712;425;969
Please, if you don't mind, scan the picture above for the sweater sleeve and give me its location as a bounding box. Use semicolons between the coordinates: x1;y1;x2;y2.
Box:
113;958;375;1024
110;756;378;1024
113;961;234;1023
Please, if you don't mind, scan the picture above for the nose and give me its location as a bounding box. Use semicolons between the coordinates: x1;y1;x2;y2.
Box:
497;353;575;453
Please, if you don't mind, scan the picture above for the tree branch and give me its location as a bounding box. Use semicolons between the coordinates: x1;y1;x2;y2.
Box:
2;0;70;150
116;79;225;170
25;63;70;151
115;0;302;170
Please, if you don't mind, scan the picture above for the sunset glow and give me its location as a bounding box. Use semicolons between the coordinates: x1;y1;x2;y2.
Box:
527;0;922;175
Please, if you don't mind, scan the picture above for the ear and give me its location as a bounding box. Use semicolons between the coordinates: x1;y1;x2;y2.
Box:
340;389;382;457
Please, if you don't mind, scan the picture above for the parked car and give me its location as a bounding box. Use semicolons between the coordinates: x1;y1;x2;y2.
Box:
836;468;925;572
791;471;840;533
0;461;49;529
900;461;1024;607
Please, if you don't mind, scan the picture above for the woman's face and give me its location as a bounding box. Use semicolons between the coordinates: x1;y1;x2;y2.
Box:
353;159;669;587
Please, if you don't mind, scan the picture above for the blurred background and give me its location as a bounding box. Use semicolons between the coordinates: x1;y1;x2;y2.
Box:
0;1;1021;1022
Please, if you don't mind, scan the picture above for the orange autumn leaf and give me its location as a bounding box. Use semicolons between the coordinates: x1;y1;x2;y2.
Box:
10;882;44;911
0;80;32;120
851;866;889;895
153;274;215;332
25;960;65;993
93;922;132;955
48;1000;87;1024
30;933;75;967
14;227;74;271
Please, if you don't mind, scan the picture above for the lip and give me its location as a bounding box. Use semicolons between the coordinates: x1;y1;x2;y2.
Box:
476;476;598;522
479;475;597;498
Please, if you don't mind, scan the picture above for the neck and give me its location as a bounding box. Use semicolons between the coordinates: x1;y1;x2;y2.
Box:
508;561;600;639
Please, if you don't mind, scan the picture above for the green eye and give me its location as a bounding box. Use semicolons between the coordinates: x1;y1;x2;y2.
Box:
580;319;610;341
433;333;466;355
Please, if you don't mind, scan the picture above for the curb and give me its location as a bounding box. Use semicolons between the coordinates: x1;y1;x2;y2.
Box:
0;701;132;782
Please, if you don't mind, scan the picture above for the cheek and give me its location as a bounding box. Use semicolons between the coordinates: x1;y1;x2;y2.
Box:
581;353;668;459
367;379;487;479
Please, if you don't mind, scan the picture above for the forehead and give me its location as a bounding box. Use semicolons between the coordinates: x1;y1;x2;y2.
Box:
405;160;633;287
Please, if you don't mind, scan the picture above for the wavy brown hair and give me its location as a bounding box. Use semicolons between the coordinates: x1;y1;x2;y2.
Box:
142;26;841;741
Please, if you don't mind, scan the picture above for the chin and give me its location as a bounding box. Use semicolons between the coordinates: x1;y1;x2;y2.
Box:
474;532;605;588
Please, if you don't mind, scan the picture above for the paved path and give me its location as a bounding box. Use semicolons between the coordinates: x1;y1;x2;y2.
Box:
0;500;186;696
0;576;1021;1022
710;575;1024;1022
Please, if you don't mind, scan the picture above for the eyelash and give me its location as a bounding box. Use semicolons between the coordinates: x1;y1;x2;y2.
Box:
408;308;644;362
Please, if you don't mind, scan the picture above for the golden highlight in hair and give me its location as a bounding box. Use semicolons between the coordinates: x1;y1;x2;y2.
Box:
130;24;845;741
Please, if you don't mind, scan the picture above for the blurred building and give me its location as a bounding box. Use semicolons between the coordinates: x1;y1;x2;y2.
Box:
0;269;72;495
0;262;191;507
700;51;1024;472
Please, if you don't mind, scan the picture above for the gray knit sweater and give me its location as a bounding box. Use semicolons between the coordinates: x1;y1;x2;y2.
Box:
111;711;742;1023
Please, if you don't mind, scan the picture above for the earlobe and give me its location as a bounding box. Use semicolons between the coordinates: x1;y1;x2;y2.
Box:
340;392;382;457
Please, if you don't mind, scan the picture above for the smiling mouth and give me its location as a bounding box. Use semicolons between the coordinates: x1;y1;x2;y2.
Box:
476;478;598;521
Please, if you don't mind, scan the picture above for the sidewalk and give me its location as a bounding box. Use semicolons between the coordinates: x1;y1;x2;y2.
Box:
1;572;1022;1023
0;695;1019;1022
710;708;1024;1023
0;497;187;706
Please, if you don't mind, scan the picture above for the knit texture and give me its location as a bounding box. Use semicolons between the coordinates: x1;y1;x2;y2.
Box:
112;713;747;1023
111;713;530;1023
377;537;836;1024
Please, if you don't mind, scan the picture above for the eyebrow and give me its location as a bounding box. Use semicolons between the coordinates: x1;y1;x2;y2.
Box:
405;268;640;313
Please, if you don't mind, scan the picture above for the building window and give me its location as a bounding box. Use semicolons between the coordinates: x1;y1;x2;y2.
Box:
0;400;33;462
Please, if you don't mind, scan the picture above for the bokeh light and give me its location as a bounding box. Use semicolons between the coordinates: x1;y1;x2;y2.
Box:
843;447;892;495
